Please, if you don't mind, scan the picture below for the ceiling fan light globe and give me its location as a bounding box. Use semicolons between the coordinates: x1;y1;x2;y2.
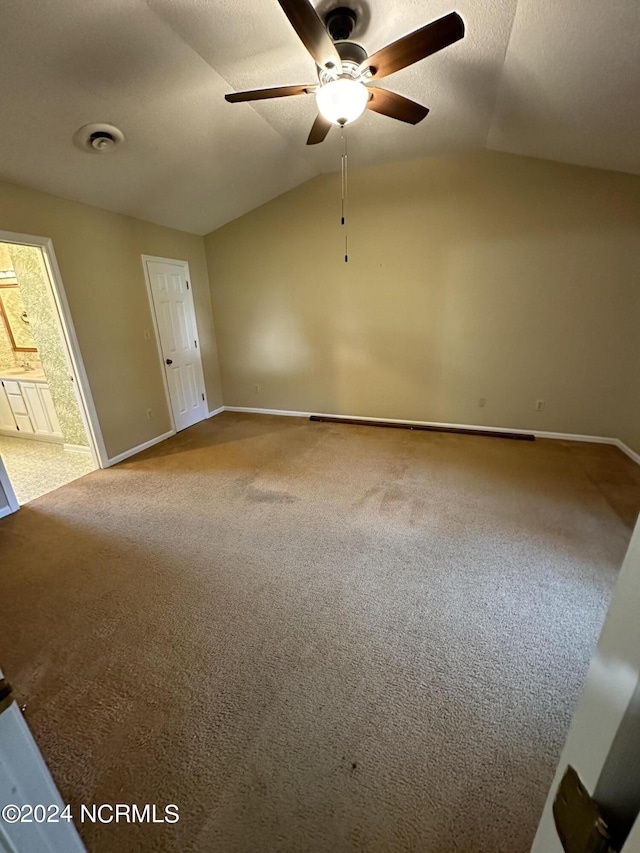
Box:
316;79;369;126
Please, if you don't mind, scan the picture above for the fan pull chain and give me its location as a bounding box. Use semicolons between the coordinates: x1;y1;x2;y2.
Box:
341;124;348;263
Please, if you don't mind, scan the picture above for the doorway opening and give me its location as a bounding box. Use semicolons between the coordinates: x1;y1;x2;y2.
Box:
0;234;105;507
142;256;208;433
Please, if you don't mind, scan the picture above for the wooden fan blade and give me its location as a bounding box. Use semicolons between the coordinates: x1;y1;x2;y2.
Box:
359;11;464;81
277;0;343;74
307;114;332;145
366;88;429;124
225;84;316;103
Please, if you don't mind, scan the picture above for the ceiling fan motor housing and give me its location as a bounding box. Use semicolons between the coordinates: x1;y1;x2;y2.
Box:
335;40;367;66
326;7;357;41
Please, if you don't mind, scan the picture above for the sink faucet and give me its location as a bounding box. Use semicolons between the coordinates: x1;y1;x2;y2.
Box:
21;360;33;371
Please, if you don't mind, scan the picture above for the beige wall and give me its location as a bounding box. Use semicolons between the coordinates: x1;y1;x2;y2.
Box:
0;180;223;459
205;151;640;451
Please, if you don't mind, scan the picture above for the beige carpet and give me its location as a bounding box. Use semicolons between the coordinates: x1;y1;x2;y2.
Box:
1;412;639;853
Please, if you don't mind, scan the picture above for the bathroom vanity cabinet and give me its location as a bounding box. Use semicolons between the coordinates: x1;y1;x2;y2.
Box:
0;371;63;442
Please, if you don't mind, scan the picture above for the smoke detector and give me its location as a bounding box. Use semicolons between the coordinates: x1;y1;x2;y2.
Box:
74;123;124;154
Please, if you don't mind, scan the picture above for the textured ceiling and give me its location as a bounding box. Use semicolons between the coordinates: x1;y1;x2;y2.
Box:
0;0;637;235
488;0;640;175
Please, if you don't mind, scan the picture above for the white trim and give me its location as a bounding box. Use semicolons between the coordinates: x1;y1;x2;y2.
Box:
140;254;190;267
616;439;640;466
0;429;62;444
141;255;209;432
0;230;108;469
207;406;224;418
223;406;640;464
530;431;617;443
40;242;107;467
0;455;19;515
106;430;174;467
225;406;317;419
64;443;92;454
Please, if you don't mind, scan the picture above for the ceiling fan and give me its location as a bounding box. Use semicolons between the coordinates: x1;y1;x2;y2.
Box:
225;1;465;145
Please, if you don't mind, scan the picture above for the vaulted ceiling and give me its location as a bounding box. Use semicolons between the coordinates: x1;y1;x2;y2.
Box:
0;0;638;235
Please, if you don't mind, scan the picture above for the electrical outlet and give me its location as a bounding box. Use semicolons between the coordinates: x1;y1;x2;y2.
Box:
478;397;486;408
535;399;545;412
146;408;152;419
254;384;261;394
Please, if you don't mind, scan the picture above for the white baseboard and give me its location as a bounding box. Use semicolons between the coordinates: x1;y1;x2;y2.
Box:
616;439;640;466
226;406;315;419
0;504;17;519
0;429;62;445
105;407;224;468
98;407;640;468
529;431;617;444
106;430;174;467
223;406;640;465
63;443;92;454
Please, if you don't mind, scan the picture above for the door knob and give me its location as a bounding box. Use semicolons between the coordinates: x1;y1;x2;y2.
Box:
166;358;173;365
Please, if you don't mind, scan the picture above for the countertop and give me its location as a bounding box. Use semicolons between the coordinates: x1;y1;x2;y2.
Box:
0;368;47;383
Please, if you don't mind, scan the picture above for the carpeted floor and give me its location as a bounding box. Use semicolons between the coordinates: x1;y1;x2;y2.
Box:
1;412;639;853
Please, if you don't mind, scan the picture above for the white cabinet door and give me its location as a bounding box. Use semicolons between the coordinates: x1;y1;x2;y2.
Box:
22;382;62;439
38;385;62;437
5;384;34;434
0;383;17;432
14;414;34;433
21;382;51;436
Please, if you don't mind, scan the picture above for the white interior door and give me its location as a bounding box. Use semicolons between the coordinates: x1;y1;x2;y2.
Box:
144;259;207;432
0;673;86;851
532;516;640;852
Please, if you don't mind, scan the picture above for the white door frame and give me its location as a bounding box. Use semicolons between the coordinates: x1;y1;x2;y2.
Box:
0;230;108;470
0;455;19;518
141;255;208;433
